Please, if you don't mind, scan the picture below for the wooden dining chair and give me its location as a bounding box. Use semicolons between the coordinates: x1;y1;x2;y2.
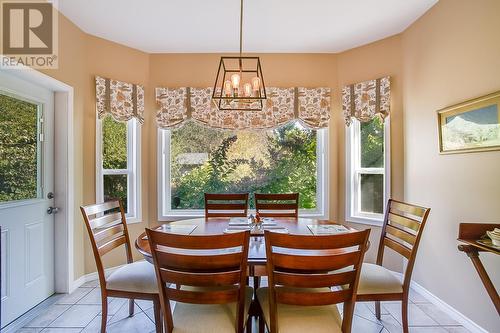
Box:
80;200;162;333
252;193;299;291
146;229;253;333
257;229;370;333
254;193;299;218
204;193;249;218
354;199;431;333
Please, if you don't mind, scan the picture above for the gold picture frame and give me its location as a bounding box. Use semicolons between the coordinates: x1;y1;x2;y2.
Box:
437;91;500;154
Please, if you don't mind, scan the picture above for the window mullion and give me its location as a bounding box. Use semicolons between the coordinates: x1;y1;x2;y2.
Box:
102;169;129;175
357;168;384;174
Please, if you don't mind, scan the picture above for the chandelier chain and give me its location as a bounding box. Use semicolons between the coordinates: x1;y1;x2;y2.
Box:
239;0;243;57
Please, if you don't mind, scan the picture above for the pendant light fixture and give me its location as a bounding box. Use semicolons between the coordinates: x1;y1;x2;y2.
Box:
212;0;267;111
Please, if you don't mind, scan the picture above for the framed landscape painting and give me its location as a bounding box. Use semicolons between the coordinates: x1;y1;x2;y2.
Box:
438;91;500;154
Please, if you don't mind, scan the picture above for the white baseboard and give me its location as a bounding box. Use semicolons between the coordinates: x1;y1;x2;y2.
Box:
391;271;488;333
70;264;125;291
69;275;86;293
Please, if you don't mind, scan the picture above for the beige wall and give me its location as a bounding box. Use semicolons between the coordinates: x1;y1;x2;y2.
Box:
402;0;500;331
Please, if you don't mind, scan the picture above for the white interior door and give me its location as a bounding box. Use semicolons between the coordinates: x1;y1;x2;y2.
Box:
0;71;55;327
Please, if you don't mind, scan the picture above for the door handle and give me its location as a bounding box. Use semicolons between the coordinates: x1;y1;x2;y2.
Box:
47;206;60;214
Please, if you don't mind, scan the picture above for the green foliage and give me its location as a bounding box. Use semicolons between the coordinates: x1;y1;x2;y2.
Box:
170;121;317;210
102;115;127;169
359;117;385;214
0;94;38;202
104;174;128;212
101;116;129;212
360;117;384;168
259;125;317;208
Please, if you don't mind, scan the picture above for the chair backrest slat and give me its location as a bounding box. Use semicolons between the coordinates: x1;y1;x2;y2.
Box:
159;231;246;249
275;288;352;306
383;237;411;258
160;269;241;287
83;201;120;216
204;193;249;218
93;223;125;244
146;229;250;333
97;235;127;256
255;193;299;218
274;270;356;288
264;229;370;333
377;199;431;291
385;224;416;245
205;203;247;210
89;211;122;229
391;201;427;217
156;251;243;272
166;287;239;304
256;203;298;210
388;212;420;231
80;200;133;290
267;230;365;249
271;251;362;271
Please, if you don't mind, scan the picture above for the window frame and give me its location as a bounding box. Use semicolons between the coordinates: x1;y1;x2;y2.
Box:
345;117;391;226
96;117;141;223
0;89;44;205
157;125;329;220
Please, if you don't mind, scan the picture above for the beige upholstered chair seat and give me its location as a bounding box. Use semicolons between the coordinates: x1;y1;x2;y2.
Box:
106;260;157;294
171;286;253;333
357;263;403;295
256;287;342;333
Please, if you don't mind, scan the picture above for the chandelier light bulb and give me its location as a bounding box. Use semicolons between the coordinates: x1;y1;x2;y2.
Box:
223;80;232;96
251;76;261;92
243;83;252;97
231;74;241;89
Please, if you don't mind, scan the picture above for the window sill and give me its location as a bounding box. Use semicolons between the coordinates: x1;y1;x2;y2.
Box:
345;215;383;227
159;210;327;221
125;216;142;225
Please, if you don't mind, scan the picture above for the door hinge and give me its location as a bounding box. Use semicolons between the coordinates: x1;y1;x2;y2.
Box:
39;133;44;142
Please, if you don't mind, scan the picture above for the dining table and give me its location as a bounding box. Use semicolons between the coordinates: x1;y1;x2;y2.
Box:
135;217;363;278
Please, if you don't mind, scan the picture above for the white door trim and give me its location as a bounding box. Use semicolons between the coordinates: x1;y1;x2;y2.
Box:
1;61;75;294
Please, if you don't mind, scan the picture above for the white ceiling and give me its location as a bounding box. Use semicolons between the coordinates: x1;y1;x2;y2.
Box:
58;0;437;53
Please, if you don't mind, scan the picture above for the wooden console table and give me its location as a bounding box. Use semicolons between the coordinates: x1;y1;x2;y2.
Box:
457;223;500;315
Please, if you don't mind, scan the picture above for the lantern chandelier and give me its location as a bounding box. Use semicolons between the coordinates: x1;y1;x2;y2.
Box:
212;0;267;111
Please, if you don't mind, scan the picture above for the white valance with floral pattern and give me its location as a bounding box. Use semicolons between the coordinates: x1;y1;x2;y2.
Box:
342;76;390;126
96;76;145;124
155;87;330;130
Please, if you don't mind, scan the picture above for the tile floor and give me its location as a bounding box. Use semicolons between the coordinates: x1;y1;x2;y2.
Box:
16;279;471;333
